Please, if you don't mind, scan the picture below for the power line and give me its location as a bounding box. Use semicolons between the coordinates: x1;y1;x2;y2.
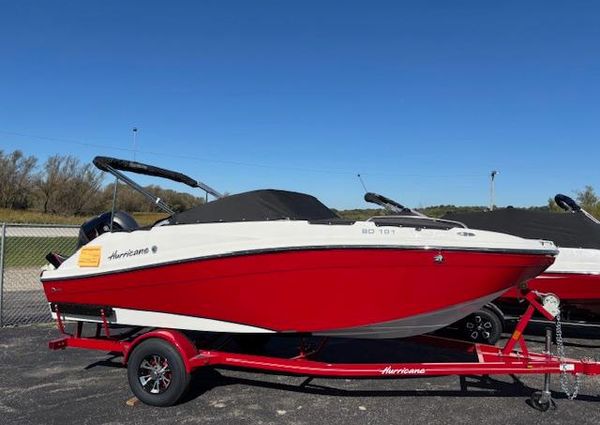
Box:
0;129;489;179
0;129;351;174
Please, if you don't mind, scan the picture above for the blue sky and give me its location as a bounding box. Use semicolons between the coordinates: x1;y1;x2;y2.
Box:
1;1;599;209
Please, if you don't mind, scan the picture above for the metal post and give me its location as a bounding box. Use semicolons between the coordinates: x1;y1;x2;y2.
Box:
0;223;6;327
541;327;553;404
489;170;498;211
110;178;119;232
132;127;138;161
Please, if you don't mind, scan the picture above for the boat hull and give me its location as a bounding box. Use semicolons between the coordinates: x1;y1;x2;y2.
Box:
500;272;600;317
42;248;554;338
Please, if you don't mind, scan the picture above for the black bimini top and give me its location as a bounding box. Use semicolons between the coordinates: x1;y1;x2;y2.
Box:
169;189;340;224
443;209;600;250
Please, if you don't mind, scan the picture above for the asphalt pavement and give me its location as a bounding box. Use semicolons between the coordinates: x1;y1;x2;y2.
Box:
1;323;599;425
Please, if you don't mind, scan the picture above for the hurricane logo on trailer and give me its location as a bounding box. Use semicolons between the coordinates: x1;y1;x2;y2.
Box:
381;366;426;375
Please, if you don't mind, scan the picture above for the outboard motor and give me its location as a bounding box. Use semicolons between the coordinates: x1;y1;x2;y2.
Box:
77;211;139;248
46;211;139;268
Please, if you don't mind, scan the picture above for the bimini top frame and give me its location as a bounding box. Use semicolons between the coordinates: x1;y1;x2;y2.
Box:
93;156;223;216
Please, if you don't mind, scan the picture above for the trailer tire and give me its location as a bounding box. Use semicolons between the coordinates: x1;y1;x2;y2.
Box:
127;338;190;406
461;307;503;344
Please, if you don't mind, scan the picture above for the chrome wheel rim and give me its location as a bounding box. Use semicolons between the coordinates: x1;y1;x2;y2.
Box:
138;354;172;394
465;315;494;341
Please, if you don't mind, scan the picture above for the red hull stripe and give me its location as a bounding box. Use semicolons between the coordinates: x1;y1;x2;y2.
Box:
500;272;600;315
502;272;600;300
41;245;555;282
43;248;553;333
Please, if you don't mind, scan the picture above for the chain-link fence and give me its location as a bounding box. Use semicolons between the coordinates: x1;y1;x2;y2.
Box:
0;223;79;326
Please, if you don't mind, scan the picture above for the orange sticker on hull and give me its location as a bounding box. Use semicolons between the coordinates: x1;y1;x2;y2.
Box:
78;246;101;267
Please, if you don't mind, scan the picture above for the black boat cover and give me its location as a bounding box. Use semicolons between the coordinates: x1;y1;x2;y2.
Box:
169;189;339;224
443;209;600;249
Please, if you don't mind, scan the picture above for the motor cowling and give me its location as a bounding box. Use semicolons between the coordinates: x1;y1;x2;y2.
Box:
77;211;139;248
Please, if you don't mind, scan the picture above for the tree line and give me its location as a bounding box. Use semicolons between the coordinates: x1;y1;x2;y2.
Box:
1;149;598;219
335;188;600;220
0;150;203;215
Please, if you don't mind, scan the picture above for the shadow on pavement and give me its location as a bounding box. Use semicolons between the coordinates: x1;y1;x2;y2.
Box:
181;367;600;406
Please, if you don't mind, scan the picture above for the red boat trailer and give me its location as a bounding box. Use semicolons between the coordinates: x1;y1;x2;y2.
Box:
48;290;600;410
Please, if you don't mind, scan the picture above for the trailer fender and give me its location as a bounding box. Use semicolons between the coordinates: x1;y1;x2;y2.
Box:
124;329;197;373
485;303;506;326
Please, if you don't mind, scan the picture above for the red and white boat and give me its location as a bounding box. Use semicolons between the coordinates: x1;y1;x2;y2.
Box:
41;157;558;340
444;195;600;320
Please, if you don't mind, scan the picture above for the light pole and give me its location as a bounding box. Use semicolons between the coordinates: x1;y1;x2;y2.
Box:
132;127;138;160
490;170;498;210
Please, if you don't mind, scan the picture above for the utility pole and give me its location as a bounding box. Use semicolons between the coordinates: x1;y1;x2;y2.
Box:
132;127;138;161
490;170;498;210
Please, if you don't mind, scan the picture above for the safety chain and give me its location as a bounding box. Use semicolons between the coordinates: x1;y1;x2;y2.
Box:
555;312;581;400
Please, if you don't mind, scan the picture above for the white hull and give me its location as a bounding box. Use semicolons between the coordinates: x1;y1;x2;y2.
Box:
42;220;556;282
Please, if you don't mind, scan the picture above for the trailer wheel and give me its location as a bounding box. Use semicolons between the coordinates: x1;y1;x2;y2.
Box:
462;307;502;344
127;339;190;406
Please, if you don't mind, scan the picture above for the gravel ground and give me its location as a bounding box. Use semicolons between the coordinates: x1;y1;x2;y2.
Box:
1;265;50;325
1;289;51;325
1;268;51;325
4;227;78;237
3;267;42;292
1;323;599;425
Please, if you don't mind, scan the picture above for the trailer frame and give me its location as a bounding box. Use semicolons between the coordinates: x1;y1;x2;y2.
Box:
48;290;600;410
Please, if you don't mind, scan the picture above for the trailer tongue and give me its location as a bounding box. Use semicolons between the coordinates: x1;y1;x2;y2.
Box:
48;289;599;411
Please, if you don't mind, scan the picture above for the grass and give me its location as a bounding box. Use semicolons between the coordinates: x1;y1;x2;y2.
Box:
4;236;78;268
0;208;168;226
131;212;170;226
0;208;89;225
0;210;168;268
